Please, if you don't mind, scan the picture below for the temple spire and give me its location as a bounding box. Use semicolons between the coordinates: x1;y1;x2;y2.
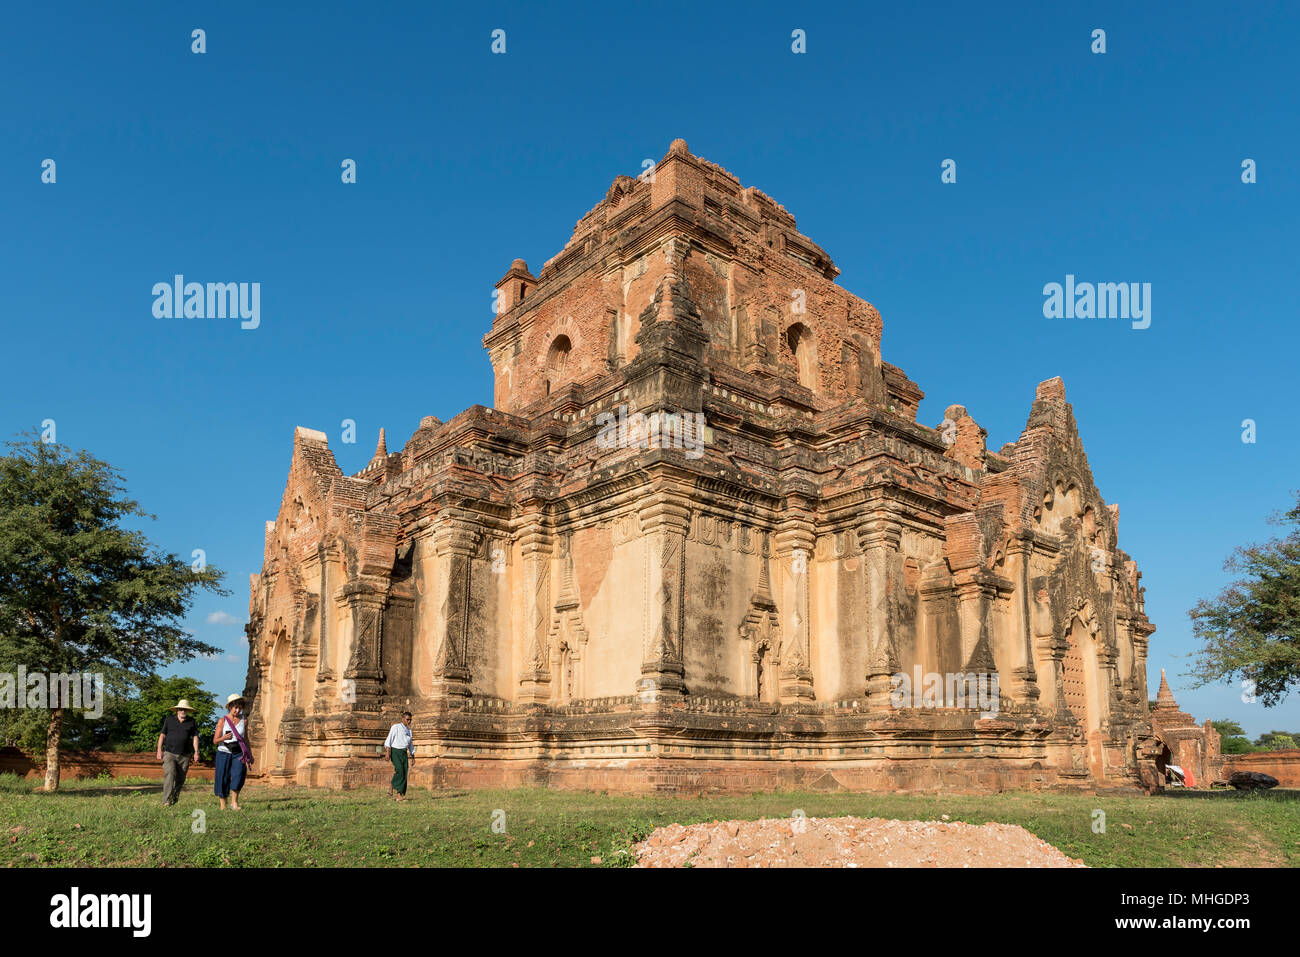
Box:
1154;668;1177;709
365;428;389;474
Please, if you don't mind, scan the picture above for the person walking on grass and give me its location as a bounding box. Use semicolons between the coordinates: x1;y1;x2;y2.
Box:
156;699;200;807
384;711;415;801
213;693;253;811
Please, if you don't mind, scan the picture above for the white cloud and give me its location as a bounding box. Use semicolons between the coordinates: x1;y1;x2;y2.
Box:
207;611;243;626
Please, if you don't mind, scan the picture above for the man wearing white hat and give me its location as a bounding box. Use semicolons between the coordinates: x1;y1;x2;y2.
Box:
156;699;200;807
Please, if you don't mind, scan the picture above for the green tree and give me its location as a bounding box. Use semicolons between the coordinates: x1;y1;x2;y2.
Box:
1188;494;1300;706
0;431;225;790
0;678;217;756
1254;731;1299;751
1221;736;1258;755
0;707;51;753
1210;721;1258;754
126;675;219;759
0;697;134;752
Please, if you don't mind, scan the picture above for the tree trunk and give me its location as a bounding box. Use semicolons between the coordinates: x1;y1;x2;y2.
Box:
43;707;64;792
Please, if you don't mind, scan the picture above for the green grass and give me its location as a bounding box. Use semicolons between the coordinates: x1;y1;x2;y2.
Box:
1;777;1297;867
0;772;155;791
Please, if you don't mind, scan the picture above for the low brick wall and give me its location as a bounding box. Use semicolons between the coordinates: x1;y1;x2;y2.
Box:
1220;749;1300;788
259;752;1136;794
0;747;215;782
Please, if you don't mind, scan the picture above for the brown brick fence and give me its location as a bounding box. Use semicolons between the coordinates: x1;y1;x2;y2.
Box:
0;747;214;782
1220;749;1300;787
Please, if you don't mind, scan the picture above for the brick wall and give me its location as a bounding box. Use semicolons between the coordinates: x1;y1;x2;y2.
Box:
0;747;215;782
1220;749;1300;788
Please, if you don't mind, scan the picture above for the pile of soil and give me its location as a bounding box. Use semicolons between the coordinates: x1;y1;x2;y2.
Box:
633;815;1087;868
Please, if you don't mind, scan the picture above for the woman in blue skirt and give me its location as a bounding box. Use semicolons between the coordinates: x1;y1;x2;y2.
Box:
212;693;252;811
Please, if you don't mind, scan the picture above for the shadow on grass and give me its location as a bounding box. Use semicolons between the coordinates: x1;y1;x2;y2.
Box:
1162;787;1300;802
36;784;163;798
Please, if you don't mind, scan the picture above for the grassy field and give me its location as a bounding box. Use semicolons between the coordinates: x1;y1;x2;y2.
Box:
2;772;1298;867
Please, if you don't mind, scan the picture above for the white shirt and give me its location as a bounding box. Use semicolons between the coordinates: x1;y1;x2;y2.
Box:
217;716;245;753
384;721;414;755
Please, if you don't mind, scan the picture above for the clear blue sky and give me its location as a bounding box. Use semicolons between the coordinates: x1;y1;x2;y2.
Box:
3;2;1296;737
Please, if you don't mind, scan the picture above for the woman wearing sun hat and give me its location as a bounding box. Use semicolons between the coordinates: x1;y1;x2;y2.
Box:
212;693;253;811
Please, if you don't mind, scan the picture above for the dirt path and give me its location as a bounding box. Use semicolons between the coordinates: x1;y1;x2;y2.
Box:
634;816;1087;868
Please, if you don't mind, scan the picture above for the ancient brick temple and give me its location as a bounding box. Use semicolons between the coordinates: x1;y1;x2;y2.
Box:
1149;669;1224;787
244;139;1204;793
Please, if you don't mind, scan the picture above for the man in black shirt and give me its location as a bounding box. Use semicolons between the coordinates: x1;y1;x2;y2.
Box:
156;699;201;807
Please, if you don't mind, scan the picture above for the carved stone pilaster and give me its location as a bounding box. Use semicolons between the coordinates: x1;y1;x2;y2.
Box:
1032;595;1069;719
951;572;1005;673
427;513;481;700
1004;536;1041;707
312;544;337;685
637;496;690;699
517;519;554;704
338;579;388;709
1131;619;1154;705
858;517;901;712
738;532;782;700
773;519;816;702
547;531;589;701
242;614;264;714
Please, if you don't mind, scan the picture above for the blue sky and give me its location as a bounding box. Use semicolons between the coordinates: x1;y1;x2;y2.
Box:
2;1;1296;736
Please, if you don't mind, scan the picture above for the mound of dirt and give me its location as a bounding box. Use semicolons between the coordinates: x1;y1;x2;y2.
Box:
633;816;1086;868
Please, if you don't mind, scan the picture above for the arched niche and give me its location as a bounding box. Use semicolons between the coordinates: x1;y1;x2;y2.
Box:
545;334;572;396
1060;600;1107;740
785;322;819;390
